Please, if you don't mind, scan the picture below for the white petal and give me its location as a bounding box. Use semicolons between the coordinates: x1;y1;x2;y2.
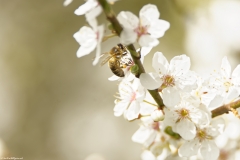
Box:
208;95;224;110
232;64;240;85
73;26;96;46
175;119;196;140
85;5;102;21
177;71;197;91
107;0;118;4
178;139;199;157
232;64;240;78
138;35;159;47
225;88;239;103
148;19;170;38
200;140;219;160
162;108;176;127
113;100;129;117
210;117;225;134
139;73;162;90
126;101;140;120
120;28;137;45
76;42;97;58
169;55;190;76
88;18;98;30
141;150;156;160
221;56;231;79
117;11;139;29
140;103;156;116
118;81;132;99
63;0;73;6
140;46;152;57
162;87;181;107
132;126;157;147
108;75;120;81
92;25;104;65
152;52;169;74
92;43;101;65
74;0;98;16
139;4;159;21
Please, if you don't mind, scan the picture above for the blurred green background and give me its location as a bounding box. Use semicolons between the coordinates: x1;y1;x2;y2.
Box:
0;0;239;160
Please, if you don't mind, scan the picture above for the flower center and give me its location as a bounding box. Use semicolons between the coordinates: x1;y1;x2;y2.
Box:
151;122;160;131
158;75;175;92
223;81;232;92
197;129;213;141
176;108;189;122
130;92;136;102
134;25;148;37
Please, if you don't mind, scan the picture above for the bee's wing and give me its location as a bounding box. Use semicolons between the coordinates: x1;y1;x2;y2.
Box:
101;55;113;66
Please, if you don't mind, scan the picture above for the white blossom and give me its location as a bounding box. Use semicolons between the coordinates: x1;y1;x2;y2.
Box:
209;56;240;95
140;52;197;107
132;117;159;147
117;4;169;47
73;19;104;65
178;118;225;160
114;79;146;120
163;99;211;140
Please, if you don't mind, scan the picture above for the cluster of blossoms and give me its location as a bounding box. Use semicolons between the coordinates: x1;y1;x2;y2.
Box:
65;0;240;159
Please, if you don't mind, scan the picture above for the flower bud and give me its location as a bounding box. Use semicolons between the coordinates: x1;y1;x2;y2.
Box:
151;110;164;121
131;64;139;75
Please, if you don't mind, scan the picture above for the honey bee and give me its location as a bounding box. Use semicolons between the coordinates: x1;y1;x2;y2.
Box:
100;44;131;77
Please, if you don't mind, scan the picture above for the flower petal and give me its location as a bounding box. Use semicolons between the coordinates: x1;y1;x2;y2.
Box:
126;101;140;120
178;139;199;157
210;117;225;135
148;19;170;38
138;34;159;47
120;28;137;45
141;150;156;160
85;5;102;21
162;87;181;107
152;52;169;74
169;55;190;76
221;56;231;79
63;0;73;6
92;25;104;65
74;0;98;16
232;64;240;85
73;26;96;46
140;73;162;90
208;95;224;110
175;119;196;140
113;100;129;117
140;46;152;57
76;43;97;58
132;126;157;147
108;75;120;81
200;140;219;160
117;11;139;29
139;4;159;21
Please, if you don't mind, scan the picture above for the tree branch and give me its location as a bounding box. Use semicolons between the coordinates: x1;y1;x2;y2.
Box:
98;0;164;109
212;98;240;118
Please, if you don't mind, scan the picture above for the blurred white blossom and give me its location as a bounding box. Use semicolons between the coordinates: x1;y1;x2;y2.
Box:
117;4;169;47
73;19;104;65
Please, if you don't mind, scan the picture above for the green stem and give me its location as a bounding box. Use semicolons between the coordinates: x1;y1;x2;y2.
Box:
98;0;164;109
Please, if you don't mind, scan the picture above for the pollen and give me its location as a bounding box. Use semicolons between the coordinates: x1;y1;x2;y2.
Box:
224;81;232;92
197;129;213;141
159;75;175;91
176;108;189;122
